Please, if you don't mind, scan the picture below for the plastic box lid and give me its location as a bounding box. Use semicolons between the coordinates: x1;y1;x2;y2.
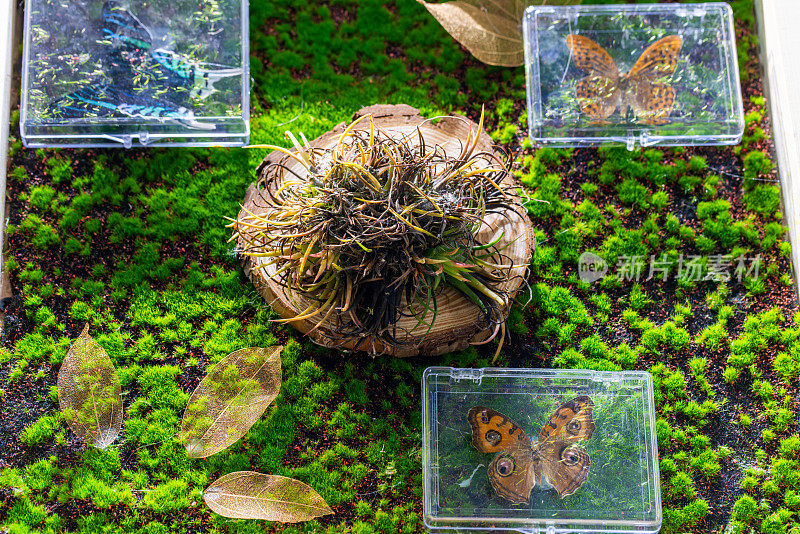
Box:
422;367;661;534
523;2;743;150
21;0;249;148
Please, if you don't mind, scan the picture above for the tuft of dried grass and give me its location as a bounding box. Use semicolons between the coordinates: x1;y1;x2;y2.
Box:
231;111;526;354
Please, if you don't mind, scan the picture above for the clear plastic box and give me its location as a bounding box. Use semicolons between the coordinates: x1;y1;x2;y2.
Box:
422;367;661;533
21;0;249;148
523;3;743;150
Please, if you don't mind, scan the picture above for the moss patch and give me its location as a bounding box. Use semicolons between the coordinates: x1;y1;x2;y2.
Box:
1;1;797;533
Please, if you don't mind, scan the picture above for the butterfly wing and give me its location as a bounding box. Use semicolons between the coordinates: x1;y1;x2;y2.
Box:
536;396;595;498
468;406;532;453
537;440;591;498
102;0;154;50
538;396;596;444
628;35;681;81
487;446;539;504
630;81;676;124
566;35;621;119
566;35;618;79
47;83;123;119
624;35;680;122
576;76;621;120
468;407;536;504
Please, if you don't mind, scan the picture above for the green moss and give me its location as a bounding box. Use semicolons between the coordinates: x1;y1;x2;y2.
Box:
617;179;650;208
688;357;715;397
761;509;794;534
0;1;796;533
27;186;56;211
141;479;190;511
780;435;800;458
19;413;63;446
6;498;49;530
356;500;373;518
697;322;728;351
744;185;781;217
18;215;60;250
663;500;709;533
732;494;760;522
775;346;800;383
628;284;652;311
785;490;800;510
725;308;786;382
641;321;690;353
743;151;774;189
14;333;61;364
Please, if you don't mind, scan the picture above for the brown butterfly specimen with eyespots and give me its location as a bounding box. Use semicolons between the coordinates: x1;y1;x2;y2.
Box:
566;34;682;124
467;396;595;504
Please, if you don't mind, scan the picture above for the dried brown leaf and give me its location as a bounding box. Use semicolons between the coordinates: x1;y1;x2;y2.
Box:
204;471;333;522
180;346;282;458
57;324;123;449
418;0;581;67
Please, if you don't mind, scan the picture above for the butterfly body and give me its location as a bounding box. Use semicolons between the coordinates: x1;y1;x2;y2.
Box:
468;396;595;504
566;34;682;124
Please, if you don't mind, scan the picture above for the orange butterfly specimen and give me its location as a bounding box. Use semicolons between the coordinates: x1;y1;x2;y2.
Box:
468;396;595;504
566;34;682;124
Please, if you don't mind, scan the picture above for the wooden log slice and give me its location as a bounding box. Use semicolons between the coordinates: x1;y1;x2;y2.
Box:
235;104;534;357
